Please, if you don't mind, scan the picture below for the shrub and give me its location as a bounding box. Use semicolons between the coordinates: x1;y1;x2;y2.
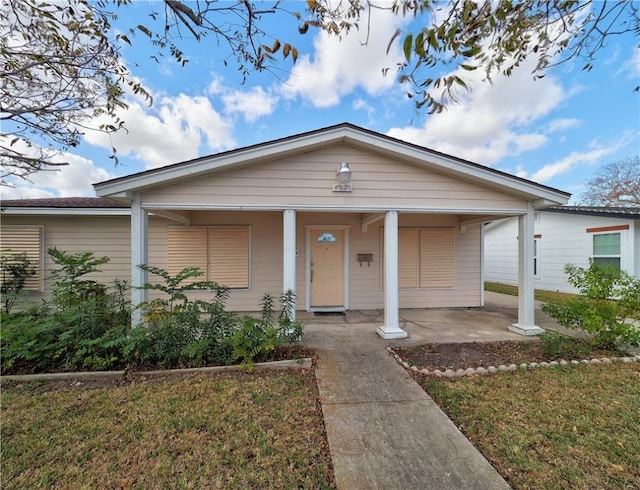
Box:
0;251;35;313
134;266;238;368
542;261;640;349
539;332;595;359
2;257;305;374
0;249;132;374
229;290;304;367
48;247;110;309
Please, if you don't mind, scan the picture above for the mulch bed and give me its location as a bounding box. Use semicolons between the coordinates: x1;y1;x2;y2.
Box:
391;341;623;371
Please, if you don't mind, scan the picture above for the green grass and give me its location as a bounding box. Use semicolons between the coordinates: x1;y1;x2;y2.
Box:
484;281;579;303
418;363;640;489
1;370;335;490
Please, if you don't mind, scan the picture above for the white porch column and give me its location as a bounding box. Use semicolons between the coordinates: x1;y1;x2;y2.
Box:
377;211;408;339
131;195;148;325
509;203;544;335
283;209;296;319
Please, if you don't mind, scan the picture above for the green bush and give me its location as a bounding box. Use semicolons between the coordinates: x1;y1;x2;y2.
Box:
133;266;237;368
134;268;303;369
0;251;36;313
0;249;132;375
1;257;305;374
542;261;640;349
229;291;303;367
539;332;595;359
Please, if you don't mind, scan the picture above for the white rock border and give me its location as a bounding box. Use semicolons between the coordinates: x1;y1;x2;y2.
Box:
386;346;640;378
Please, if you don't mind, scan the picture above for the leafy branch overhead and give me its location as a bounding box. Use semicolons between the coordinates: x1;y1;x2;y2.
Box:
1;0;152;183
309;0;639;113
1;0;303;183
1;0;637;181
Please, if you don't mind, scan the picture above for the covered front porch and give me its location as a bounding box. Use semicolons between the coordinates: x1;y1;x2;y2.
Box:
128;202;545;340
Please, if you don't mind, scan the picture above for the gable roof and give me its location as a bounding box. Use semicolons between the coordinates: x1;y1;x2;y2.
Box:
94;122;570;206
545;205;640;219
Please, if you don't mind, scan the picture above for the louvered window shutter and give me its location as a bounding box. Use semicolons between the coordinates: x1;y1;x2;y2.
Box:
0;226;43;291
209;227;250;288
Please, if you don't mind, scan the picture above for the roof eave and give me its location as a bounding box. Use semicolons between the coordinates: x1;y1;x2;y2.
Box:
2;208;131;216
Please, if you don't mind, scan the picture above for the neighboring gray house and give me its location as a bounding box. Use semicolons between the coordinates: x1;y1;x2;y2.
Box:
484;206;640;294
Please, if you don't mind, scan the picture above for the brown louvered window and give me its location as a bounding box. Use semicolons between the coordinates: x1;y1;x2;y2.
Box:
168;226;250;288
382;227;455;289
419;228;455;288
167;227;208;284
398;228;419;288
0;225;43;291
209;227;250;288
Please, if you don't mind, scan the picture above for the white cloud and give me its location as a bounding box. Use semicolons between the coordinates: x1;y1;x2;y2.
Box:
530;147;614;183
281;5;408;107
221;86;277;123
529;132;635;183
547;118;580;132
616;47;640;79
353;98;375;117
1;142;114;199
84;93;235;169
387;58;567;165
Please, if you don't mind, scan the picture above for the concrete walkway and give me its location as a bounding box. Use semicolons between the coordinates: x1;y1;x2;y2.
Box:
301;296;535;490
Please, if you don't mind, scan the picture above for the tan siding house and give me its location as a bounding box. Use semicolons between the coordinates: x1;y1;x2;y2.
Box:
1;124;570;338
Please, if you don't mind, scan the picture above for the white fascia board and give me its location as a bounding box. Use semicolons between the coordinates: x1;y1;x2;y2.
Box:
142;202;528;215
2;208;130;216
94;127;351;197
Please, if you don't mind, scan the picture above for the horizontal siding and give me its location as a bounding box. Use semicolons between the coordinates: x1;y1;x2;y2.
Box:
141;144;526;211
484;219;519;286
1;216;132;300
484;214;640;294
4;210;484;311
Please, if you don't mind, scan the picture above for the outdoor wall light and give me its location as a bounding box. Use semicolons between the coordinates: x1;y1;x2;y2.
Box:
333;162;352;192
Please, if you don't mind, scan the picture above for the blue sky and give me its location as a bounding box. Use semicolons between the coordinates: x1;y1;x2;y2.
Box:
3;1;639;202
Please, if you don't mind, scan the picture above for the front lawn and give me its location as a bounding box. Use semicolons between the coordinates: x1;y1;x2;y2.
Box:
1;370;335;489
416;363;640;489
484;281;578;304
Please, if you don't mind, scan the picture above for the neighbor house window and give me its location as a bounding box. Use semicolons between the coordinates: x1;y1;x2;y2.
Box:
592;232;621;270
382;227;455;289
168;226;250;288
0;225;43;291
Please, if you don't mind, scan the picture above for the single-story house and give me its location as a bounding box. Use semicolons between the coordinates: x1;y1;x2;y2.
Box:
1;123;570;338
484;206;640;294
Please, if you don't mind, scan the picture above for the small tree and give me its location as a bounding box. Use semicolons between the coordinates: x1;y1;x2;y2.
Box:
542;261;640;349
48;248;111;308
0;251;35;313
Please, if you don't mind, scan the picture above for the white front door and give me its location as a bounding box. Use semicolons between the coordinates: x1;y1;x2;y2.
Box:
309;228;346;310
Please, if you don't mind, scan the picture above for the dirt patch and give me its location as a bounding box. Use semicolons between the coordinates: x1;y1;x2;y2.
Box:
392;341;623;371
